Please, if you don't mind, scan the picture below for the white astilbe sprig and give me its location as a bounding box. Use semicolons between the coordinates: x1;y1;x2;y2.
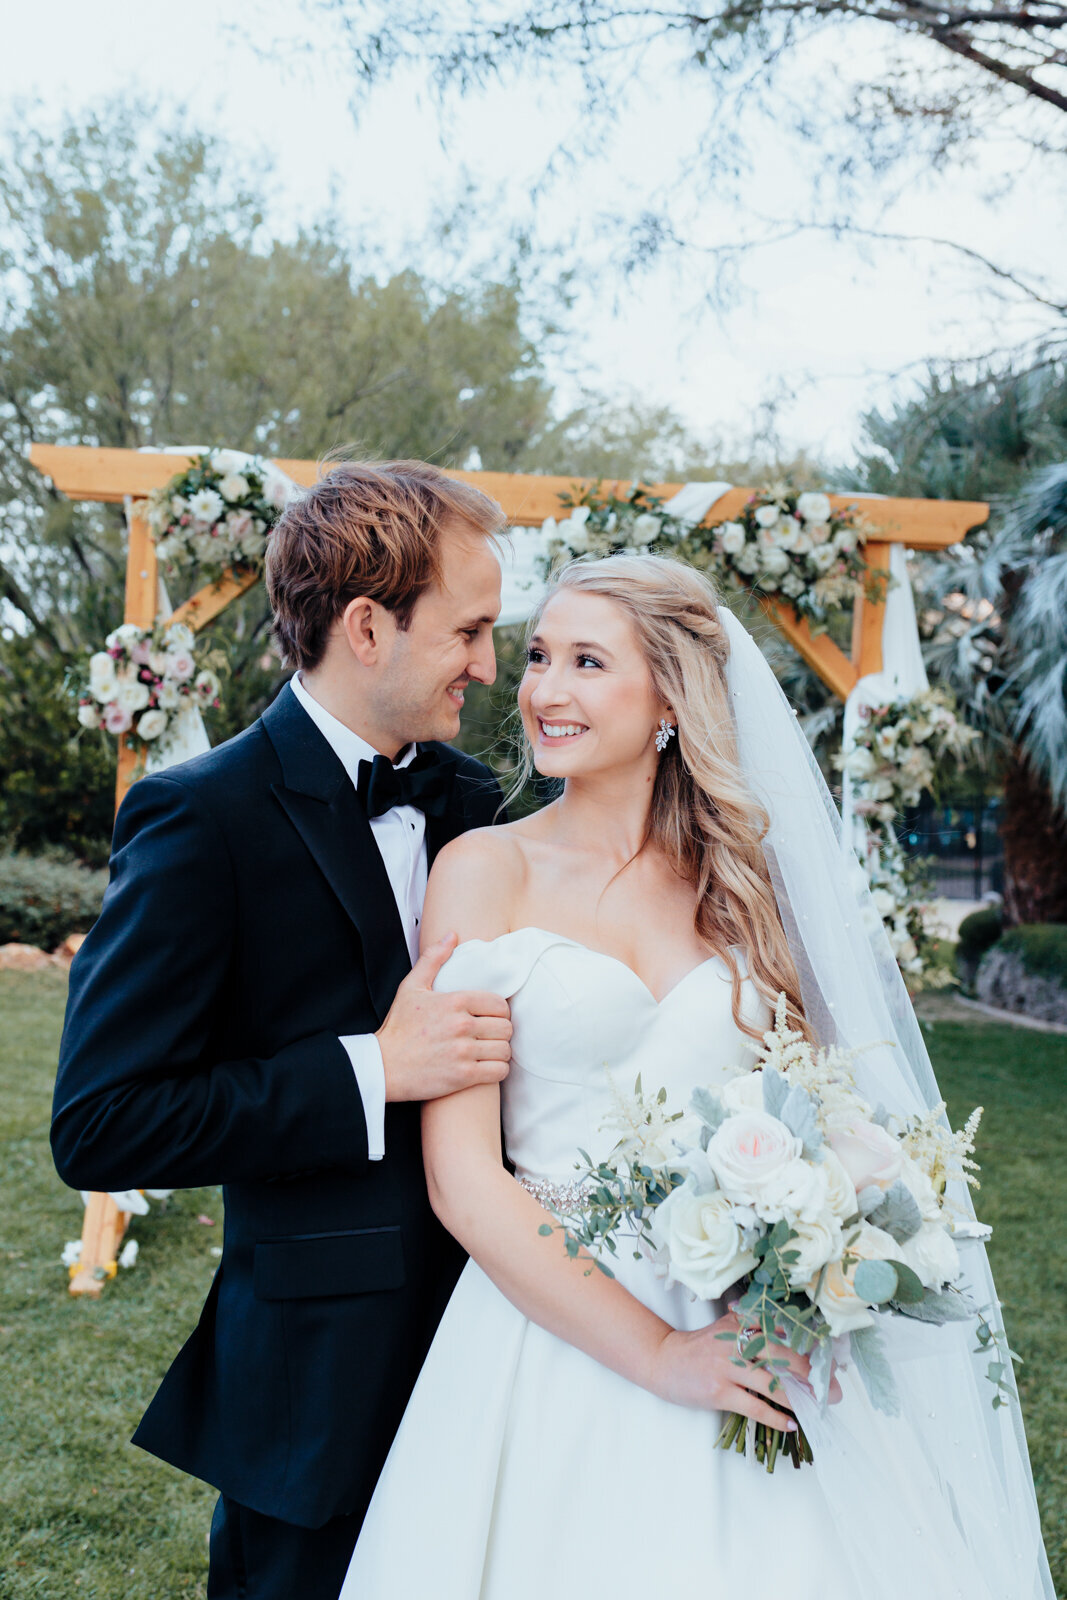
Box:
737;995;879;1124
599;1069;684;1169
902;1102;984;1195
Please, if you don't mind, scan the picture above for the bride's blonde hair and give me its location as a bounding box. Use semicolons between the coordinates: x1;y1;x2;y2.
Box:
513;552;814;1046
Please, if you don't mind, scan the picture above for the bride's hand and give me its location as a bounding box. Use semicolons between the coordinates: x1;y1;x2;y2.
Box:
647;1312;821;1427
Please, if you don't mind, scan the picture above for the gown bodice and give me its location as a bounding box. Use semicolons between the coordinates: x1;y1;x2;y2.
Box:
433;927;772;1186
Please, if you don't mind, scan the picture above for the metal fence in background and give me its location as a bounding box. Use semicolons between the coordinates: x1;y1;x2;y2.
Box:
898;794;1004;901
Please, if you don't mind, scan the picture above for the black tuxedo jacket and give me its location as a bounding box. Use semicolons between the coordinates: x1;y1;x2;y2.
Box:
52;687;503;1528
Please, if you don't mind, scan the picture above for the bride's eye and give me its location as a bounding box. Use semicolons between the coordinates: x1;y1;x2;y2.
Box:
526;646;547;665
576;653;603;669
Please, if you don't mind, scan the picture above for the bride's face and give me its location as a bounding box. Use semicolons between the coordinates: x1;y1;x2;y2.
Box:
519;590;668;779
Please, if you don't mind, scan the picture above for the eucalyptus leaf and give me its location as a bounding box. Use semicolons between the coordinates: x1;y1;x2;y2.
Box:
866;1181;923;1244
850;1323;901;1416
852;1258;899;1304
888;1260;926;1304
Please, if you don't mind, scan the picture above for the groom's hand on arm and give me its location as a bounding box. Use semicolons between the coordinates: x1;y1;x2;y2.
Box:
376;933;512;1103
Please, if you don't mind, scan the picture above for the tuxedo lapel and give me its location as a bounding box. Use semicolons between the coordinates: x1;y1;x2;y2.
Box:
263;688;411;1025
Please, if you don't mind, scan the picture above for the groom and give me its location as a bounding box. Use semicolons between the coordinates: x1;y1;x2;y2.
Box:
51;460;512;1598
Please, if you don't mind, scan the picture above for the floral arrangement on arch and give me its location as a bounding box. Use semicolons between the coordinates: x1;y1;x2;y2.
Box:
145;449;293;583
76;621;225;753
543;482;881;631
836;689;978;986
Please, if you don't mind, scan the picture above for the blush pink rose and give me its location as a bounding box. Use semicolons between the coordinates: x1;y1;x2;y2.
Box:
826;1117;902;1195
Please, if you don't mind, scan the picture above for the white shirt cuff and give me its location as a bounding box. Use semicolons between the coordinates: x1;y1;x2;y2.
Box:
339;1034;386;1160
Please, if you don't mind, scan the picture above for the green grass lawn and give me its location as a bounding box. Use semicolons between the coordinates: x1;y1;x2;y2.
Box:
1;971;1064;1597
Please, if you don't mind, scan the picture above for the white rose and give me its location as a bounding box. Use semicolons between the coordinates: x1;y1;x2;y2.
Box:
218;473;249;503
871;887;897;918
77;702;101;729
652;1181;759;1300
792;531;813;556
165;650;196;682
734;546;760;575
561;517;590;553
157;680;183;711
170;494;188;518
266;472;293;511
719;521;746;555
166;623;196;652
720;1071;764;1114
899;1222;960;1290
774;517;802;552
630;512;663;542
809;544;836;573
136;709;168;741
812;1222;901;1333
833;527;857;554
706;1111;800;1207
195;669;221;702
105;622;144;651
781;572;806;599
797;492;832;523
819;1148;859;1221
807;521;832;545
189;488;224;524
826;1115;903;1195
89;652;117;702
210;448;248;476
755;1155;829;1224
898;1155;942;1223
754;503;780;528
114;675;151;713
845;747;876;780
240;526;265;559
786;1214;843;1288
760;547;790;577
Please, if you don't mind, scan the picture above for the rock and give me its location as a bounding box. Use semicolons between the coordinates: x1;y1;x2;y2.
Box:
52;933;86;967
0;943;57;972
976;944;1067;1027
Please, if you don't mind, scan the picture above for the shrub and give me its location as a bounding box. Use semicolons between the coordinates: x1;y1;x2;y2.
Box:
0;854;107;950
955;903;1003;989
976;923;1067;1026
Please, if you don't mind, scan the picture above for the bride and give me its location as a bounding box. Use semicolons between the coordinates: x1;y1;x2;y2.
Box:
341;554;1052;1599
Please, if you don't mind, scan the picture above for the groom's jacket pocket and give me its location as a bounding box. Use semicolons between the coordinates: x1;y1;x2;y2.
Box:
252;1227;405;1300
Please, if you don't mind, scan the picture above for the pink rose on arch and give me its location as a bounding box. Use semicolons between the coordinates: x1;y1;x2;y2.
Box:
131;641;152;666
164;650;196;682
103;702;133;735
826;1116;903;1195
226;510;253;541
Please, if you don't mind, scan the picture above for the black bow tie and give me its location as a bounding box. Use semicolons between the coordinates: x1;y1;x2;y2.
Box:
355;748;454;820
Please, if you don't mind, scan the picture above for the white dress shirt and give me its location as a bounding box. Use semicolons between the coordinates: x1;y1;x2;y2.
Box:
289;674;430;1160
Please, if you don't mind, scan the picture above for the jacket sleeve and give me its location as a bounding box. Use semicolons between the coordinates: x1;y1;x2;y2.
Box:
51;772;370;1192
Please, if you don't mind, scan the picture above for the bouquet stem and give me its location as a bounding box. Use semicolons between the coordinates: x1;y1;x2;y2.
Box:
715;1411;813;1472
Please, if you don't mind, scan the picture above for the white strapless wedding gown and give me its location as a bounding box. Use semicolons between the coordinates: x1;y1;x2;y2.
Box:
340;929;1021;1600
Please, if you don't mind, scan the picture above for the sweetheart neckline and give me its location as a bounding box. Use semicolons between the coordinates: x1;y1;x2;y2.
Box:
468;926;725;1009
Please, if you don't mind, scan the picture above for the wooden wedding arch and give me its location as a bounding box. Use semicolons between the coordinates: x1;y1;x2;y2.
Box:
29;443;988;1297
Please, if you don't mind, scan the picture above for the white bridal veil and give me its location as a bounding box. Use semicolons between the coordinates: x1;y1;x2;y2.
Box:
718;606;1054;1600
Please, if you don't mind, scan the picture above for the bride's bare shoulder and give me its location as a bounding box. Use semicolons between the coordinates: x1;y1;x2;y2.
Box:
423;822;532;939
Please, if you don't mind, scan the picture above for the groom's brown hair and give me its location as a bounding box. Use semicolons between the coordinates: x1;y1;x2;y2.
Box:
266;458;506;671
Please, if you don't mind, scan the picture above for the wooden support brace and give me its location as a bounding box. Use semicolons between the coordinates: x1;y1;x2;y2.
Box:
68;1191;131;1298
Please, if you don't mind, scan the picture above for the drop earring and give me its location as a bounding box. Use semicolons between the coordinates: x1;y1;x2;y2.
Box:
655;718;675;753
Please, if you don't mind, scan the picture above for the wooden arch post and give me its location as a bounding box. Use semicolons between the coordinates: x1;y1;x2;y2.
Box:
29;444;987;1296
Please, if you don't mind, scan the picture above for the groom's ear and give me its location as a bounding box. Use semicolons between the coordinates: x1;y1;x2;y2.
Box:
340;596;392;666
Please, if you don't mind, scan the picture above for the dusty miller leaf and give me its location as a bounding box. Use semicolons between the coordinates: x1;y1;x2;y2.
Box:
897;1288;975;1324
850;1323;901;1417
866;1181;923;1243
691;1086;728;1134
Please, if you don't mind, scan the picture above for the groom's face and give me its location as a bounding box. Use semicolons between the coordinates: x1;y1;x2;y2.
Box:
375;523;502;743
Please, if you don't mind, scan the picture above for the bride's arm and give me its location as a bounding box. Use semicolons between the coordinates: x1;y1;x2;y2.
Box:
419;831;807;1420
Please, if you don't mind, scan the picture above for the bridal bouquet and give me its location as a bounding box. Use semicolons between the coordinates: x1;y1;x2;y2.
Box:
543;997;1001;1473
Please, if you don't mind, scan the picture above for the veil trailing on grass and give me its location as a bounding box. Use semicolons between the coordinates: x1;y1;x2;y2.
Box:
719;605;1053;1600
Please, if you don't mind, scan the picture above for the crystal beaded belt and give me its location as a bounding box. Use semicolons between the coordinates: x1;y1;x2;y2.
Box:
518;1175;590;1214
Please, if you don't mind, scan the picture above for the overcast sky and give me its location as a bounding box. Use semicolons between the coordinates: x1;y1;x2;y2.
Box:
4;0;1063;464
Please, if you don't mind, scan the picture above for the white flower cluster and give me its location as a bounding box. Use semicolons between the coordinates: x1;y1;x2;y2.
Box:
76;621;222;749
146;448;293;576
836;689;977;984
617;996;980;1363
709;489;866;617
